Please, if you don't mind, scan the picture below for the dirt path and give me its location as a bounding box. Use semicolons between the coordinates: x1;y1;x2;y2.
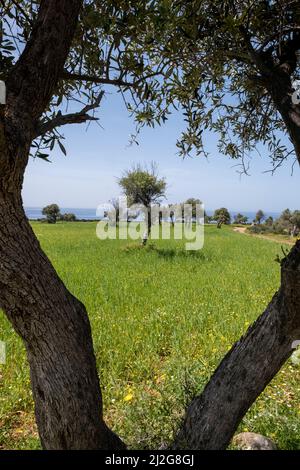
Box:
233;227;247;234
233;226;294;245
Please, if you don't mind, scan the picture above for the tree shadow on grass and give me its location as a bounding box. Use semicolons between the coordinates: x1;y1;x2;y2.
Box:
146;243;208;261
121;242;209;261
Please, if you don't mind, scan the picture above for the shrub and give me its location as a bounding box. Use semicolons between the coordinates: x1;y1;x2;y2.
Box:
61;213;77;222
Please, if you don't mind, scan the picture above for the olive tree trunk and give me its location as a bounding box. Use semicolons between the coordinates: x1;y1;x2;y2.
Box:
174;240;300;450
0;0;124;450
142;207;152;245
0;195;123;449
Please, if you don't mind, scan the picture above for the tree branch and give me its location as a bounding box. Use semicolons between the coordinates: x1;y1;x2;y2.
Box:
239;26;273;76
223;50;252;63
259;26;300;52
5;0;83;137
62;69;164;88
10;0;34;25
61;71;137;88
34;92;104;139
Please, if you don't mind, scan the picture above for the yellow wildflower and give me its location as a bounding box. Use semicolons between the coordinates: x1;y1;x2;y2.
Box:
123;393;134;402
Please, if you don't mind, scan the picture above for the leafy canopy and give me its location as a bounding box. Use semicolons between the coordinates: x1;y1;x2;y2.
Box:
234;213;248;224
0;1;172;159
119;163;166;207
156;1;300;169
42;204;61;223
1;1;300;170
184;198;202;218
255;209;265;223
116;0;300;170
275;208;300;232
213;207;231;225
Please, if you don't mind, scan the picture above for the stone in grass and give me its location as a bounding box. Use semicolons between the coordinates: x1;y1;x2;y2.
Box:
291;347;300;366
233;432;277;450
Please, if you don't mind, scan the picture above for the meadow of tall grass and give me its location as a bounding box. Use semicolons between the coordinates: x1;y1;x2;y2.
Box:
0;223;299;449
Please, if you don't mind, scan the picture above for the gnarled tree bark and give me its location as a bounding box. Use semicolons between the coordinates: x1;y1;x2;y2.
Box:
0;0;124;450
174;241;300;449
0;195;123;449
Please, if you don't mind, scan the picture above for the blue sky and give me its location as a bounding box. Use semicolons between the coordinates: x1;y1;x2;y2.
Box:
23;90;300;213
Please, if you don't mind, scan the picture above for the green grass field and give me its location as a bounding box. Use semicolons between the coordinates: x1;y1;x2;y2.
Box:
0;223;299;449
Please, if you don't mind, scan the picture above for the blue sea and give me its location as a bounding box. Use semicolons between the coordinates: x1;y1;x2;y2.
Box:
25;207;281;222
25;207;102;220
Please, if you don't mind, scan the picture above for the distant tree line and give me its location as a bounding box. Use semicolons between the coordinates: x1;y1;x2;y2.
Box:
41;200;299;240
248;209;300;237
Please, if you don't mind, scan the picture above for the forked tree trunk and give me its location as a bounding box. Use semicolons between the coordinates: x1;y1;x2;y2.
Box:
0;191;124;449
174;241;300;449
2;0;300;451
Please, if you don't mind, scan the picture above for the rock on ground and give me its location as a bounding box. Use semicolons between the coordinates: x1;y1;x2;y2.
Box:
232;432;277;450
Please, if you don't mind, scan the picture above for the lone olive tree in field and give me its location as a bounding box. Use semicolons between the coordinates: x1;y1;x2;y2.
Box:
255;209;265;224
42;204;61;224
118;164;167;244
213;208;231;229
1;0;300;451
